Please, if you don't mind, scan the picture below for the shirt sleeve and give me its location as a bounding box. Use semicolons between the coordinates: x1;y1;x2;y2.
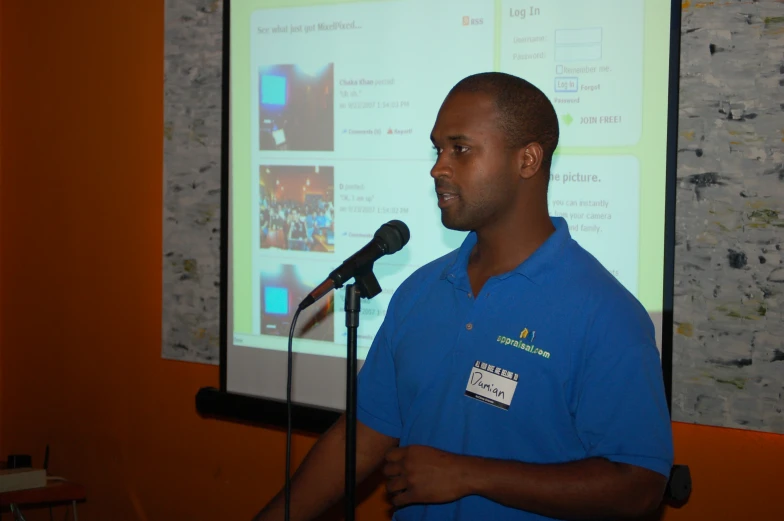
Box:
356;313;402;439
574;335;674;478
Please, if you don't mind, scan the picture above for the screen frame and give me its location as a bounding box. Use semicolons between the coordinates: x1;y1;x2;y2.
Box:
197;0;682;434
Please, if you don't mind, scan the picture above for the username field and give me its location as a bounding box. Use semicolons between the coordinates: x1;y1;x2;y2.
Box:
555;28;602;45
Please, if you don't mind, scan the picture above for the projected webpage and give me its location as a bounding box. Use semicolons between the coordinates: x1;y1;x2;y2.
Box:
230;0;671;363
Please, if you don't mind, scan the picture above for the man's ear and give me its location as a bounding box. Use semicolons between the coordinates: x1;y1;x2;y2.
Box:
518;142;544;180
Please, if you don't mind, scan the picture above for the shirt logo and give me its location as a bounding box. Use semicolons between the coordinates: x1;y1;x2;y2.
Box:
496;328;550;359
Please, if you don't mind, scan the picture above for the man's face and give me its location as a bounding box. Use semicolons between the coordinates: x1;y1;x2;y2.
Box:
429;91;520;232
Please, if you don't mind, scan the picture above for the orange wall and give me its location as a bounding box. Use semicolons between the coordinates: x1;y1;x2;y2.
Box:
0;2;782;521
0;0;3;458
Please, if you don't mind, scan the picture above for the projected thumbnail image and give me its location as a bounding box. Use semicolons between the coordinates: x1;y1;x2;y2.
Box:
259;165;335;253
260;264;334;341
258;63;334;151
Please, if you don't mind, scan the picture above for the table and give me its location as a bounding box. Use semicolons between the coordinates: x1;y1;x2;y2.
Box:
0;480;86;520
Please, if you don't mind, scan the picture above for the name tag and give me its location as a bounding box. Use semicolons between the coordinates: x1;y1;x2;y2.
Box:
464;360;518;410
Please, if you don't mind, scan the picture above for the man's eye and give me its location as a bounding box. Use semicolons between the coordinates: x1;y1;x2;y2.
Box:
454;145;469;153
432;146;443;155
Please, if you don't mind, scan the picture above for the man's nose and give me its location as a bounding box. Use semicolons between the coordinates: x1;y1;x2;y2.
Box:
430;156;452;180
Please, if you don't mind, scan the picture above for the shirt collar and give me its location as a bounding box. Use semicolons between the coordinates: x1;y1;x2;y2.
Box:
440;217;571;285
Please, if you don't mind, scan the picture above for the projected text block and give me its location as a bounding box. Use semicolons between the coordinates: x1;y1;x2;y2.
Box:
500;0;643;146
548;155;640;294
250;1;495;160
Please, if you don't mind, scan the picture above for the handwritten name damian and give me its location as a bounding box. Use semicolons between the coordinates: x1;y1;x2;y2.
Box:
470;371;505;400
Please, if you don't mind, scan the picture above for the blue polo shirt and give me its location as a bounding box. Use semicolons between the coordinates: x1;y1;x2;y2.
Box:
357;217;673;520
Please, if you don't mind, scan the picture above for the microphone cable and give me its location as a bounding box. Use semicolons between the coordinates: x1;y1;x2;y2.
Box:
284;306;303;521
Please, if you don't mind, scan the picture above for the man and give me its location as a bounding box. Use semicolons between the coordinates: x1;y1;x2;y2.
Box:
254;72;673;520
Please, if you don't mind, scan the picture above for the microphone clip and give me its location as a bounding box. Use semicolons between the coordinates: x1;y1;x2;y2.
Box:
352;264;382;301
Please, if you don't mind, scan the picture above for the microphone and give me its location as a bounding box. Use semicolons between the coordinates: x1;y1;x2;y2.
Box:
298;220;410;310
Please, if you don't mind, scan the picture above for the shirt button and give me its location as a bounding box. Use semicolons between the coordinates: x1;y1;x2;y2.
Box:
468;293;472;298
466;323;473;330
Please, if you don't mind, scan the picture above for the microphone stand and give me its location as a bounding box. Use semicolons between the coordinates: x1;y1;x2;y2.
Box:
343;265;382;521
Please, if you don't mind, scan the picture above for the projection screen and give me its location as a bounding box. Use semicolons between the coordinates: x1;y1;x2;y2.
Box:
217;0;680;423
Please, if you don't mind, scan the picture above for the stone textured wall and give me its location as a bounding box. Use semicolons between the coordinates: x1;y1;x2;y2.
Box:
162;0;223;363
672;1;784;433
161;0;784;432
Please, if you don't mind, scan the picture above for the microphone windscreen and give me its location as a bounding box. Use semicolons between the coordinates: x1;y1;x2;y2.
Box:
375;220;410;254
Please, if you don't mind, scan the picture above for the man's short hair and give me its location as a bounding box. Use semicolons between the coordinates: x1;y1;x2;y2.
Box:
449;72;559;170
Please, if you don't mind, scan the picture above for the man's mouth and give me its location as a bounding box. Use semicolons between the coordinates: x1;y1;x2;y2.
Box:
436;191;459;208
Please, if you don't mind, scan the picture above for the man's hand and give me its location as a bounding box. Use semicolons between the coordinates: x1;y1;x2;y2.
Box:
252;417;398;521
381;445;667;519
382;445;467;507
